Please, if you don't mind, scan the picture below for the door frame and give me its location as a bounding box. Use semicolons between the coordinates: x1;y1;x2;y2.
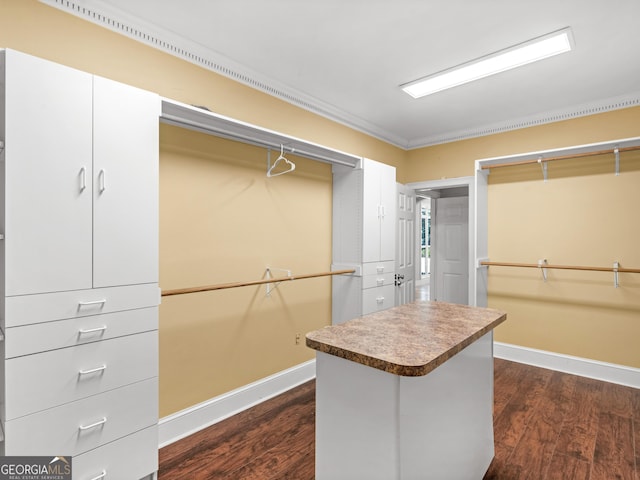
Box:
405;177;475;306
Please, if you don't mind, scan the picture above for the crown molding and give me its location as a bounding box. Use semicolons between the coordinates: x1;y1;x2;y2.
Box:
407;91;640;149
37;0;640;152
39;0;408;148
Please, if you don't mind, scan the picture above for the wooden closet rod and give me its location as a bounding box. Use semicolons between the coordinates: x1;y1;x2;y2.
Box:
161;269;356;297
481;145;640;170
480;261;640;274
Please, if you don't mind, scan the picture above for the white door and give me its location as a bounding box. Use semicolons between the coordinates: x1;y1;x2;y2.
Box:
433;196;468;304
4;50;93;296
395;184;415;305
93;76;159;288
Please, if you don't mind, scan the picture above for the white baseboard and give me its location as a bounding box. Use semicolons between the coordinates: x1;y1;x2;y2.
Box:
494;342;640;388
158;359;316;448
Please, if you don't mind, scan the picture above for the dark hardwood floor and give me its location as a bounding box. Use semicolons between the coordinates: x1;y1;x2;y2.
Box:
159;359;639;479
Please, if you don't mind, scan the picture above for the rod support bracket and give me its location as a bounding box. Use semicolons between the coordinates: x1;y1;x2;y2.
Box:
538;156;548;182
614;146;620;176
613;261;620;288
265;267;292;296
538;259;548;282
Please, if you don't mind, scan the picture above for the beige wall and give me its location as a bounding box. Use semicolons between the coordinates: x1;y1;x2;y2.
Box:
407;108;640;369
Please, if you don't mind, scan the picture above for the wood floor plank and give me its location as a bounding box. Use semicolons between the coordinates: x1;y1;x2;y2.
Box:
493;358;525;419
545;453;591;480
634;419;640;480
491;362;553;449
600;382;636;419
591;412;636;480
555;375;603;461
506;370;577;479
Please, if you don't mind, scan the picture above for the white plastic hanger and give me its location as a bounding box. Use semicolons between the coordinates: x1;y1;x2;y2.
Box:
267;145;296;177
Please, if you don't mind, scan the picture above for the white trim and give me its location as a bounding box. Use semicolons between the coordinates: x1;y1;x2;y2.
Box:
494;341;640;388
158;359;316;448
39;0;640;150
38;0;406;148
407;91;640;149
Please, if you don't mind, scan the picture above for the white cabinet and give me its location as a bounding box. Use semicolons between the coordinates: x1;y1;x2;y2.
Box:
2;50;159;296
362;158;396;263
0;49;159;479
332;158;396;323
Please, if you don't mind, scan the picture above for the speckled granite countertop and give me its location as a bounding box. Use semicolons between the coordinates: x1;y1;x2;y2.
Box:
306;301;506;377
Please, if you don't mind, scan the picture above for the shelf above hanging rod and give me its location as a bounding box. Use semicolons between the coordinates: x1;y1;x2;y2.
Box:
479;261;640;274
161;268;356;297
480;145;640;170
160;98;361;168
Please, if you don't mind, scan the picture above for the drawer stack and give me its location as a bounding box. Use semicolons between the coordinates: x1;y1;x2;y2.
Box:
362;261;395;315
2;285;160;479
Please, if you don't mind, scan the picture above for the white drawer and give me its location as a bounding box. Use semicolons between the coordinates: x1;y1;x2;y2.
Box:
4;378;158;457
73;425;158;480
5;331;158;420
362;285;395;315
362;261;395;276
5;307;157;358
362;272;395;289
5;283;160;328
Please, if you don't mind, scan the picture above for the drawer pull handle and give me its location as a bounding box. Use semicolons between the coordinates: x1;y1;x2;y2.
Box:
377;278;384;286
89;471;107;480
78;299;107;309
377;267;384;273
79;417;107;431
376;297;385;304
79;365;107;375
78;325;108;335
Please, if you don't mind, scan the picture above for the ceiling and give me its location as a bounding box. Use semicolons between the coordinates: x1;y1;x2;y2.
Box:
47;0;640;149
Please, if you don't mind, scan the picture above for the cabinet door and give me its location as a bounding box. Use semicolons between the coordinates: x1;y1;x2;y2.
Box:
93;76;159;288
362;159;382;263
4;50;93;296
378;162;396;261
362;159;396;262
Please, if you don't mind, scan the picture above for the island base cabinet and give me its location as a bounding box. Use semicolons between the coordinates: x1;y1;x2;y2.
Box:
315;333;495;480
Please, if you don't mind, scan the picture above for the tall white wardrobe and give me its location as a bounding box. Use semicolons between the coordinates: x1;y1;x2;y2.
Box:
0;49;160;479
332;158;397;324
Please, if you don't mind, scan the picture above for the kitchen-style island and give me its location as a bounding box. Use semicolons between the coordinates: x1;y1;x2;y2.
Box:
306;300;507;480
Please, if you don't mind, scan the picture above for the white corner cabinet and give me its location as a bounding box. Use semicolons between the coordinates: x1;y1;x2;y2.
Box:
0;49;160;479
332;158;396;324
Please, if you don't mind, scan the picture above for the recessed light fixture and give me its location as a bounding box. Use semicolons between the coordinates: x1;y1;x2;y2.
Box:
401;27;574;98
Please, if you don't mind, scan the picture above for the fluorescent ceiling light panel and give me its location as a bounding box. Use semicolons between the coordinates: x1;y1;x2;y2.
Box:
401;28;574;98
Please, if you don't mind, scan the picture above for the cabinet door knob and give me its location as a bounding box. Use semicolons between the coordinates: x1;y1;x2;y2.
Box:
99;169;106;193
79;166;87;192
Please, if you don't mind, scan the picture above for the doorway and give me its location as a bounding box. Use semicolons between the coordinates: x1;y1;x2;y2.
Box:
405;177;475;305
